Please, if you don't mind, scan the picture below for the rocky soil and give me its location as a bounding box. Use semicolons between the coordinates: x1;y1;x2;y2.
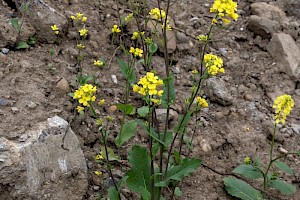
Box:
0;0;300;199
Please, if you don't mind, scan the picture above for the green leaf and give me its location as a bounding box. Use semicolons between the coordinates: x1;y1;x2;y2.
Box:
224;177;264;200
28;36;36;45
174;150;181;164
16;41;30;49
117;58;136;85
108;187;119;200
68;92;74;97
162;76;176;108
126;145;151;199
232;164;263;179
115;120;137;148
174;187;183;197
273;160;294;175
155;157;201;187
297;150;300;156
174;111;192;134
269;178;296;195
100;147;120;161
117;103;135;115
10;18;20;31
149;42;158;54
137;106;149;117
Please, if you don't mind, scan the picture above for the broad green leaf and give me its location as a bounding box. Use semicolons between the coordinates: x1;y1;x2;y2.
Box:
68;92;74;97
273;160;294;175
100;147;120;161
10;18;20;31
149;42;158;54
174;150;181;164
232;164;263;179
28;36;36;45
16;41;30;49
118;58;129;78
126;145;151;199
224;177;264;200
162;76;176;108
174;187;183;197
269;178;296;195
117;58;136;85
137;106;149;117
155;157;201;187
108;187;119;200
117;176;128;189
174;111;192;134
116;103;135;115
115;120;137;148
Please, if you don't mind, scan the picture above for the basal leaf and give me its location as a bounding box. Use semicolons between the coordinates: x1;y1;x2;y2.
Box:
224;177;264;200
115;120;137;148
155;157;201;187
232;164;263;179
126;145;151;199
117;58;136;85
108;187;119;200
137;106;149;117
10;18;20;31
16;41;30;49
117;103;135;115
149;42;158;54
273;160;294;175
269;178;296;195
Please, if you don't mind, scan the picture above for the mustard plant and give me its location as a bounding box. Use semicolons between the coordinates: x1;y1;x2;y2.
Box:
224;94;300;199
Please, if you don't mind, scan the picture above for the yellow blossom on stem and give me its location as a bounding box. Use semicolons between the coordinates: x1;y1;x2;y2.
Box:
76;106;84;113
132;31;144;40
112;24;121;33
273;94;294;124
244;157;251;164
94;60;104;67
77;44;85;49
95;154;103;160
94;171;102;176
96;118;103;126
98;99;105;106
125;13;133;22
204;53;224;76
161;20;172;30
197;35;208;42
129;47;143;58
210;0;239;24
73;84;97;107
51;24;59;35
144;37;153;45
149;8;166;20
191;69;199;74
81;16;87;23
79;28;88;37
196;97;208;108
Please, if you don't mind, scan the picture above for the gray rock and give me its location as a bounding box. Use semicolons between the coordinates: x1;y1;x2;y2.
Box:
0;98;8;106
111;75;118;84
291;124;300;134
205;77;233;106
176;31;188;43
247;15;280;39
56;78;70;92
0;116;88;200
267;33;300;78
156;109;179;128
251;2;286;24
1;48;9;54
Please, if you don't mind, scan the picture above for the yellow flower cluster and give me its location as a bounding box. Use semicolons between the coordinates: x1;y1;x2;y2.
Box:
244;157;251;164
273;94;294;124
94;60;104;67
125;13;133;22
70;12;87;23
132;31;144;40
94;171;102;176
191;69;199;74
149;8;166;20
112;25;121;33
204;53;224;76
196;97;208;108
51;24;59;35
197;35;208;42
76;106;84;113
210;0;239;24
73;84;97;107
95;154;103;160
129;47;143;58
133;72;164;104
79;28;88;37
161;20;172;30
77;43;85;49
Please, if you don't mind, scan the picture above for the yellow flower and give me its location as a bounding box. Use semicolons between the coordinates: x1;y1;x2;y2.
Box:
144;37;153;45
133;72;164;98
196;97;208;108
51;24;59;35
244;157;251;164
73;84;97;107
191;69;199;74
94;171;102;176
149;8;166;20
77;44;85;49
79;28;88;37
106;115;113;122
204;53;224;76
76;106;84;113
132;31;144;40
98;99;105;106
82;16;87;23
161;20;172;30
96;118;103;126
273;94;294;125
151;99;161;105
76;12;83;19
70;15;76;20
112;24;121;33
210;0;239;24
94;60;103;67
95;154;103;160
129;47;143;58
125;13;133;22
197;35;208;42
212;18;217;24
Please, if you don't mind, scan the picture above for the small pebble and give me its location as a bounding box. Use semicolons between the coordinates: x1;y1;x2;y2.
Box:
200;139;212;153
0;98;8;106
56;78;70;92
111;75;118;84
1;48;9;54
26;101;37;109
219;48;227;57
244;94;253;101
11;107;19;113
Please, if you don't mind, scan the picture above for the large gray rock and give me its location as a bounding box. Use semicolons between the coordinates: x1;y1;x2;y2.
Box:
267;33;300;78
0;116;88;200
247;15;280;39
13;0;68;43
205;77;233;106
251;2;286;24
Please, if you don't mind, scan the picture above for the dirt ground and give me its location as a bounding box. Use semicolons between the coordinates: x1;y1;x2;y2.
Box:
0;0;300;199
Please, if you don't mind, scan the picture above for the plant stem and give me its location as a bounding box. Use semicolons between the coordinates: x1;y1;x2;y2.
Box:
147;101;155;200
263;123;277;191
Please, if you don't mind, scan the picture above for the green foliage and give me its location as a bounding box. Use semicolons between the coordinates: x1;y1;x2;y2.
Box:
161;76;176;108
100;147;120;162
155;158;201;187
10;18;20;32
269;178;296;195
137;106;149;117
108;187;119;200
115;120;137;148
117;58;136;85
273;160;294;175
149;42;158;54
16;41;30;49
28;36;36;45
224;177;264;200
232;164;263;179
116;103;135;115
174;111;192;134
174;187;183;197
77;74;94;85
126;145;152;199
